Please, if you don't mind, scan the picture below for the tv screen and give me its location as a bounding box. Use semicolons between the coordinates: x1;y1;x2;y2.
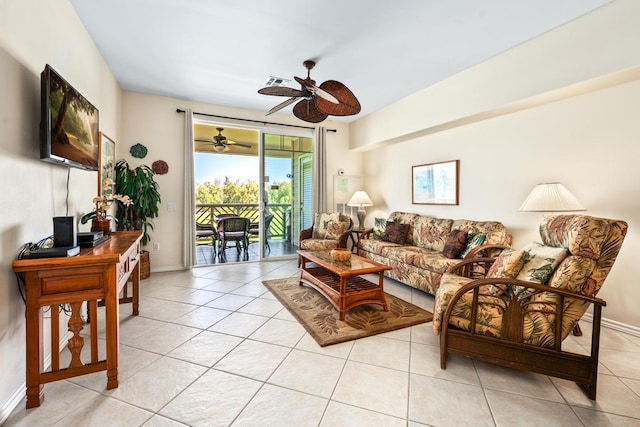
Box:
40;64;99;171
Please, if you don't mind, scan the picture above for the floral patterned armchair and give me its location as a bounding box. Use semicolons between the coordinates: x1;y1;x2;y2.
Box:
299;212;353;261
434;214;627;400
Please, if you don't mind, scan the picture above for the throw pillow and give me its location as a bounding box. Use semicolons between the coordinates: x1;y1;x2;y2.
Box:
382;221;409;244
459;232;487;258
514;242;569;298
372;217;387;240
484;249;526;296
442;230;468;259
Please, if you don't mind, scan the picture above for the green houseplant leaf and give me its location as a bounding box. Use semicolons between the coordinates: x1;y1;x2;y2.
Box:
114;159;161;246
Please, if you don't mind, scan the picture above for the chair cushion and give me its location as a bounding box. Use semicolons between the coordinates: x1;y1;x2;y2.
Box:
382;221;409;244
300;238;339;250
442;229;467;259
539;215;610;259
312;212;350;240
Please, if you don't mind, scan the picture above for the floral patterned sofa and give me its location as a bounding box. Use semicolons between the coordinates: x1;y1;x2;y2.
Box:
357;211;512;296
434;214;627;399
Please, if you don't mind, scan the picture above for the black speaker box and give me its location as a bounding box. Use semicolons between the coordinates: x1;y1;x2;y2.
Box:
53;216;77;247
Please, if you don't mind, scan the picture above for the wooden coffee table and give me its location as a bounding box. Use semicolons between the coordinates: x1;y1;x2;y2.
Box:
297;250;392;321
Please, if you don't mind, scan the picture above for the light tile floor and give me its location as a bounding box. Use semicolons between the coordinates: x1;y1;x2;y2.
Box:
6;260;640;426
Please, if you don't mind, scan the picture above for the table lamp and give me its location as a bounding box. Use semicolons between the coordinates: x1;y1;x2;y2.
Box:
519;182;585;213
347;190;373;229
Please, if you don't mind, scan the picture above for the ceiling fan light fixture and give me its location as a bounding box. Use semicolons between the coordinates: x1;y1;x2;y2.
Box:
213;144;226;152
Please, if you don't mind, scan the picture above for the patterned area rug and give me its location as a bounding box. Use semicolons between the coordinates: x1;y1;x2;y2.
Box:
263;277;433;347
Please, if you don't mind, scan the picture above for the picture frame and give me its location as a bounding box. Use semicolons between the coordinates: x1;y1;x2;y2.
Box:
412;160;459;205
98;132;116;197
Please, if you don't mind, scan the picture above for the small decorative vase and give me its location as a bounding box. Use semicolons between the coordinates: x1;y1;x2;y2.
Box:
91;218;111;235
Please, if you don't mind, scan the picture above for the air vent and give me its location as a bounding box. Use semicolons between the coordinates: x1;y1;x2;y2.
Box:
264;76;290;87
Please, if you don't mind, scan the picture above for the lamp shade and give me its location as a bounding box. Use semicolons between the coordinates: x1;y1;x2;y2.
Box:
347;191;373;207
519;183;585;212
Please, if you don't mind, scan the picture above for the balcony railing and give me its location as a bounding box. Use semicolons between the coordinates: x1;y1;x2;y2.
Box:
196;203;292;241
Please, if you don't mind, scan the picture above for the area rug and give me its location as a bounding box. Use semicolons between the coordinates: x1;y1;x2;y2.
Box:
263;277;433;347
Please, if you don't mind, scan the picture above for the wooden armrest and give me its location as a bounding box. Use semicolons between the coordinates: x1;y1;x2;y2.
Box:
360;228;374;239
463;244;510;259
448;257;496;279
299;226;313;241
336;227;354;248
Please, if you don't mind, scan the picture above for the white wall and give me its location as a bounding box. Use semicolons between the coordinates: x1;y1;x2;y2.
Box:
355;0;640;329
0;0;122;418
120;92;357;271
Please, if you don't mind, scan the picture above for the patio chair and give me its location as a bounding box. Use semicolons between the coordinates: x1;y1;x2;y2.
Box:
217;216;250;260
249;213;274;253
196;221;218;257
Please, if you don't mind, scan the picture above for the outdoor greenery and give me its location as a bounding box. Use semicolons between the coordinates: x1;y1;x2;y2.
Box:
196;177;291;204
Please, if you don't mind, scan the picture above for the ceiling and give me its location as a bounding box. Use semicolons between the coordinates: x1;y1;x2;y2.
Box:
69;0;611;124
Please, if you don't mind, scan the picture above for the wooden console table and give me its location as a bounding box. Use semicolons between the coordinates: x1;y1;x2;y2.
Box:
12;231;142;409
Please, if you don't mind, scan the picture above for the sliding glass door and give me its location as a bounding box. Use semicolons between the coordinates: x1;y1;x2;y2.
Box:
193;122;313;265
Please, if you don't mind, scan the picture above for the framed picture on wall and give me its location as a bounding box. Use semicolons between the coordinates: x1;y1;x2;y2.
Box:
98;132;116;197
412;160;459;205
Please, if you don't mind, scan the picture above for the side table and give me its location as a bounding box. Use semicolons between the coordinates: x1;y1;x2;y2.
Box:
349;228;367;253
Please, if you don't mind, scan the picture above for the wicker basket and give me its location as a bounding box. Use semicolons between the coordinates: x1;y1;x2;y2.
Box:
140;250;150;279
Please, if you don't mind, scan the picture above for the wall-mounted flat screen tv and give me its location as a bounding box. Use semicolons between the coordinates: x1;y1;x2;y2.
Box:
40;64;99;171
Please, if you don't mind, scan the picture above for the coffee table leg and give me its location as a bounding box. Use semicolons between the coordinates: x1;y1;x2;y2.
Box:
378;272;389;312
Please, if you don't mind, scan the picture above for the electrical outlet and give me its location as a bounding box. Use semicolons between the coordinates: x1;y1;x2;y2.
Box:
153;243;160;251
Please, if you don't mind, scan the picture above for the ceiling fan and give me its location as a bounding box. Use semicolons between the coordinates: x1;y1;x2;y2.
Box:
258;60;361;123
195;127;252;152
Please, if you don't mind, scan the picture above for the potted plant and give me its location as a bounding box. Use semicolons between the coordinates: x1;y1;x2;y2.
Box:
114;159;161;278
113;159;161;243
79;178;132;234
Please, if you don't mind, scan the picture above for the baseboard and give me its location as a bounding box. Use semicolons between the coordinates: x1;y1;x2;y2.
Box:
150;265;187;273
582;313;640;338
0;331;73;425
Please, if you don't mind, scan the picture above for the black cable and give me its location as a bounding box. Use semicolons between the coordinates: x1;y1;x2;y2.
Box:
66;167;70;216
15;235;54;304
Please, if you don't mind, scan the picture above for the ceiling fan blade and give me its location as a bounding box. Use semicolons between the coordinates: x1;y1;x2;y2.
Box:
293;99;328;123
258;86;308;97
266;97;300;116
225;140;252;149
315;80;361;116
294;76;339;104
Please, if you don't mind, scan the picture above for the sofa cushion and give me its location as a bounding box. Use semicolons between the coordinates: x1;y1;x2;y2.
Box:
484;249;526;295
413;217;453;252
382;221;410;244
459;232;487;258
442;229;468;259
402;247;462;273
380;246;418;265
359;238;402;255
